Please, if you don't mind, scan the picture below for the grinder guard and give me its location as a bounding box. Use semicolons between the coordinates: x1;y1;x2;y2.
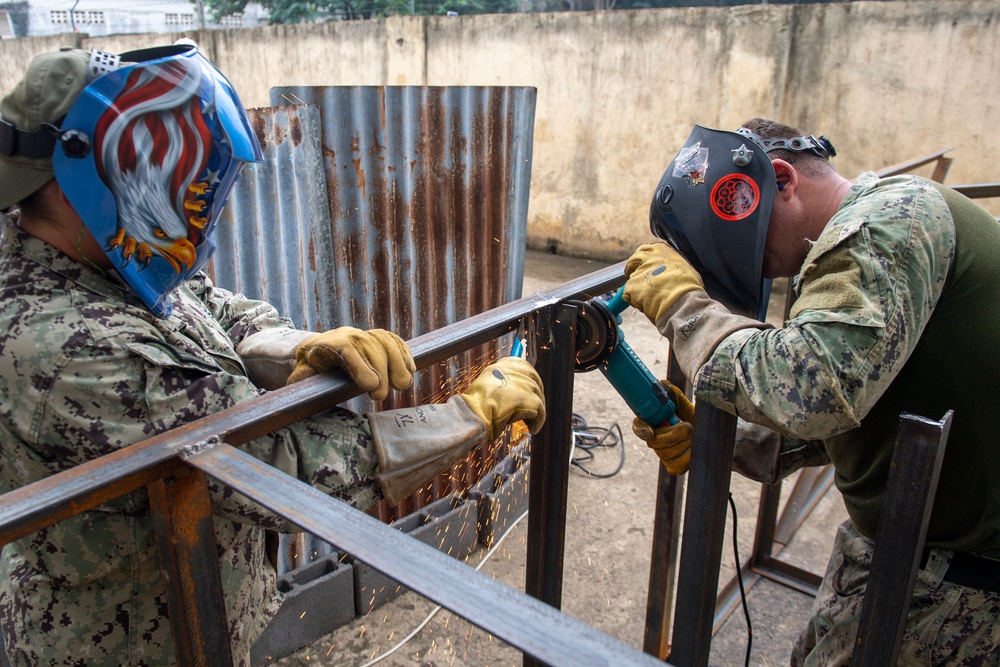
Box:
649;125;776;322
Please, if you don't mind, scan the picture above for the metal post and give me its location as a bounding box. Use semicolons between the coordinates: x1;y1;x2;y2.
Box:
643;468;684;659
524;303;578;667
643;354;687;659
149;463;233;667
850;411;952;667
669;403;738;667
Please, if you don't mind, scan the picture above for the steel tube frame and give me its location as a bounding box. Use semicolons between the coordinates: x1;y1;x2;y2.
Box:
669;403;739;667
642;355;687;659
185;444;668;667
0;264;652;667
0;263;625;547
523;303;579;667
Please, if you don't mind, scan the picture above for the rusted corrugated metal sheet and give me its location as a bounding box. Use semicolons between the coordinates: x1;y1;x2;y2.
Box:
211;104;338;334
267;85;533;333
208;86;536;533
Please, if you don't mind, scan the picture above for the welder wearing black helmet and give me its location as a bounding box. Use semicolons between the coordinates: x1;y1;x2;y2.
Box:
623;118;1000;665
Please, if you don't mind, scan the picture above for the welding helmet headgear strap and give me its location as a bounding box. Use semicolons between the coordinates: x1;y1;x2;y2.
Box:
734;127;837;160
649;125;775;321
52;44;262;318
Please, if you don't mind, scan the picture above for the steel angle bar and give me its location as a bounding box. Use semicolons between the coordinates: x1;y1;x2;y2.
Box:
524;304;578;652
186;443;670;667
0;263;625;546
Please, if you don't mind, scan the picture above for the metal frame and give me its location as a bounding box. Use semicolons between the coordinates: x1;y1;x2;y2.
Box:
2;257;910;667
0;263;682;667
851;411;952;667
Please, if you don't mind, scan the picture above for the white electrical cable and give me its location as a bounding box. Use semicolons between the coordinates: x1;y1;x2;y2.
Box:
357;508;531;667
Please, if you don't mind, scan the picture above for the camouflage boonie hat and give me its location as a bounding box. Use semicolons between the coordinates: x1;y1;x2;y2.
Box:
0;48;91;209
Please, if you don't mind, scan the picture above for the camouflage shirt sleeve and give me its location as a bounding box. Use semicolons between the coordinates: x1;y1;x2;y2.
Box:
694;173;955;440
0;231;381;528
185;272;299;345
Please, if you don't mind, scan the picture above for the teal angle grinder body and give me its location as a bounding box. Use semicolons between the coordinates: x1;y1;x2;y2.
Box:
572;286;679;427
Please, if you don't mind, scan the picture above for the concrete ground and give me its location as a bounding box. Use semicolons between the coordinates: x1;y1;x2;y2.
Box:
275;249;849;667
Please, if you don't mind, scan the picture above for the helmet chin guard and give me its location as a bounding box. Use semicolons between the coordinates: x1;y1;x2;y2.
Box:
649;125;776;321
53;45;262;317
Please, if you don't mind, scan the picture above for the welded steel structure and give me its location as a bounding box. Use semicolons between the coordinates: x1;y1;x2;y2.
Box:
0;263;953;666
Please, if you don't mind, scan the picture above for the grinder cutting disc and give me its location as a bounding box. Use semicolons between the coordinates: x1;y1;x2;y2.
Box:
571;298;618;372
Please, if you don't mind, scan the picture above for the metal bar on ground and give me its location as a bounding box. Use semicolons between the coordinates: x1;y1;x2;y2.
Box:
186;443;671;667
524;303;578;667
148;463;233;667
669;403;738;667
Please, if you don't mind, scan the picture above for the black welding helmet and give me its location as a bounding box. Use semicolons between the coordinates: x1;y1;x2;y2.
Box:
649;125;776;321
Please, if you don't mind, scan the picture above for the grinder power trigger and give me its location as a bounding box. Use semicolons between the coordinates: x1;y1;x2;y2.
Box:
571;286;679;427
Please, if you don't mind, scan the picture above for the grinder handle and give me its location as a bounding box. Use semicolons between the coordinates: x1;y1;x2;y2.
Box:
601;338;679;427
605;285;629;318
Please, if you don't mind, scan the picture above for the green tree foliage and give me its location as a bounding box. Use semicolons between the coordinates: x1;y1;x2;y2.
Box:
201;0;517;22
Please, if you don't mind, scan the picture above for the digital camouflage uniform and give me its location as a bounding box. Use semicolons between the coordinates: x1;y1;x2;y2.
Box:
0;217;383;666
693;173;1000;665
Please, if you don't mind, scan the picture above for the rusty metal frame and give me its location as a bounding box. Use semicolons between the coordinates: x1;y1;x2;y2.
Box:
850;411;952;667
0;262;693;667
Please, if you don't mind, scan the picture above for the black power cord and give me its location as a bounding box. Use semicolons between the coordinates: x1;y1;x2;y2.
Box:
728;492;753;667
569;413;625;478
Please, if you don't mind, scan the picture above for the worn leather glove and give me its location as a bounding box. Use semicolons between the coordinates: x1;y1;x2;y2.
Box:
288;327;415;400
623;242;704;326
366;356;545;505
632;380;695;475
459;357;546;440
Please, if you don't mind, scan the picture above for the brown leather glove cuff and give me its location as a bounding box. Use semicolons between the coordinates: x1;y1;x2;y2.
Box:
367;396;489;506
657;290;771;382
235;328;315;390
733;418;831;484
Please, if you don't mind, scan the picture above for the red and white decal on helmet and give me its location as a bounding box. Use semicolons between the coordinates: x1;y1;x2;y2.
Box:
710;173;759;221
673;141;710;187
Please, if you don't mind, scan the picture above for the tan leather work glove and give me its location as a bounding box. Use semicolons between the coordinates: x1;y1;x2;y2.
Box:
623;242;704;326
632;380;695;475
459;357;546;440
287;327;415;400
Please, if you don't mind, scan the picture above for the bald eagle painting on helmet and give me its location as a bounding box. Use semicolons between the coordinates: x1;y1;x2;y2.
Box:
94;58;215;272
53;44;262;316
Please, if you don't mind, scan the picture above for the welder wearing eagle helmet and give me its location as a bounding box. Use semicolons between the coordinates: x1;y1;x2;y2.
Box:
51;45;261;317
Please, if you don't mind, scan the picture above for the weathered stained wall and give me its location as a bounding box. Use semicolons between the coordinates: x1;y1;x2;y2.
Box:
2;1;997;261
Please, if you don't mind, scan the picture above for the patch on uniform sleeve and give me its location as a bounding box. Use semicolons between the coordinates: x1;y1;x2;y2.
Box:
790;221;886;329
791;249;865;315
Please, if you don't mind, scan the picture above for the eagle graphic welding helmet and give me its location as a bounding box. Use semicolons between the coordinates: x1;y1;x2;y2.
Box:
648;125;777;321
52;44;263;317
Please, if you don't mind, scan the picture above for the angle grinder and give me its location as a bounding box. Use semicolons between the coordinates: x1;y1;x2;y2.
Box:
571;286;679;427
